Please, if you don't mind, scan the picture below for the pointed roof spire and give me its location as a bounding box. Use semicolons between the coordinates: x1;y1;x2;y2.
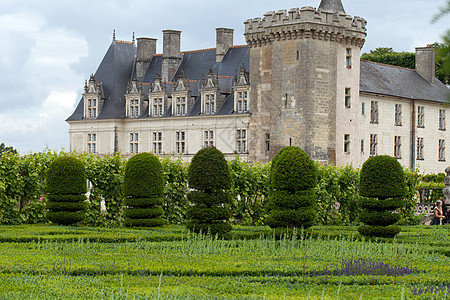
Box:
318;0;346;14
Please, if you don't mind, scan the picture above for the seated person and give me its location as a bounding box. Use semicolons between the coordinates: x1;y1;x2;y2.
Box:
431;199;446;225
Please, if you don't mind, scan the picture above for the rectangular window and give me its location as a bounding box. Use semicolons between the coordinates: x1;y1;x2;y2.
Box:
237;91;249;113
176;97;187;116
439;109;446;130
152;132;162;154
130;99;139;118
417;106;425;128
417;137;424;160
346;48;352;69
153;98;164;117
344;134;351;154
204;130;214;148
370;101;378;124
236;129;247;153
370;134;377;157
204;94;215;115
395;104;402;126
265;133;270;153
439;140;445;161
176;131;186;154
345;88;351;108
361;102;365;116
394;136;401;159
130;133;139;154
87;134;96;154
361;139;364;154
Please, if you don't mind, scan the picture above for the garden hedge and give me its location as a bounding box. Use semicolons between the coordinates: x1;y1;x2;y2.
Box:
123;153;165;227
46;156;87;225
358;155;405;238
186;147;232;235
267;147;317;229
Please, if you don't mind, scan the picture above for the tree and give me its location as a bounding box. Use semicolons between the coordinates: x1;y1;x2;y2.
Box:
432;0;450;86
0;143;17;156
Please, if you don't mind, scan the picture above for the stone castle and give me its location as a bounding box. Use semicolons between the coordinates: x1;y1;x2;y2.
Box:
67;0;449;173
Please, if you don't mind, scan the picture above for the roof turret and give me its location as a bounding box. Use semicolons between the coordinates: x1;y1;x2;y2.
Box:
318;0;346;14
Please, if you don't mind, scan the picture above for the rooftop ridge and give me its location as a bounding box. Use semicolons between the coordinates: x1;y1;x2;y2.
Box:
116;40;134;45
181;48;216;54
361;59;415;72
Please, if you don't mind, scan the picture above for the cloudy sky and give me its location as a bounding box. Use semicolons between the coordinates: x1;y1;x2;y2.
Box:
0;0;448;154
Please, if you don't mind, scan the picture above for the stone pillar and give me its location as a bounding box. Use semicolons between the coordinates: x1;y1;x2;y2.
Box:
136;38;157;79
443;167;450;218
162;30;182;82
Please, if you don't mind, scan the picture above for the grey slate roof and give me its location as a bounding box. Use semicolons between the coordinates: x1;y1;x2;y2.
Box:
67;41;449;122
67;41;136;121
360;60;449;103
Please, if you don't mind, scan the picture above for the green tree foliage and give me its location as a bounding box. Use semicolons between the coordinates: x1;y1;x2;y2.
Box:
187;147;232;235
0;143;17;156
315;164;361;225
266;147;317;229
123;153;165;227
432;1;450;87
358;155;406;238
229;157;270;225
46;156;87;225
362;46;449;84
161;156;189;224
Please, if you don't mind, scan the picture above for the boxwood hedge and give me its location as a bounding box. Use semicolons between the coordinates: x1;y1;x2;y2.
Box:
186;147;232;235
267;147;317;229
358;155;406;238
123;153;165;227
46;156;87;225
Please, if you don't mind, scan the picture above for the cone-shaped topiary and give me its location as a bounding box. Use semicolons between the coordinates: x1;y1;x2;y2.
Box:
46;156;87;225
358;155;406;238
186;147;232;235
266;146;317;229
123;153;165;227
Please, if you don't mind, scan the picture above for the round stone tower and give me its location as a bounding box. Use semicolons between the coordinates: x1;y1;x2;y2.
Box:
245;0;366;163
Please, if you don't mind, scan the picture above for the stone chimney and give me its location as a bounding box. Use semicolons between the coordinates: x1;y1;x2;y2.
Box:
136;38;157;79
216;28;234;62
162;30;181;82
415;46;435;85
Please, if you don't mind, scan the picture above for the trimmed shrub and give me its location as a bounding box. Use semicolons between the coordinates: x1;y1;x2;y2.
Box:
188;147;231;191
123;153;165;227
360;155;407;199
267;147;317;229
186;147;232;235
46;156;87;225
358;155;406;238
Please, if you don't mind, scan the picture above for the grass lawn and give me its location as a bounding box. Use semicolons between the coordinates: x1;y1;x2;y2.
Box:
0;224;448;299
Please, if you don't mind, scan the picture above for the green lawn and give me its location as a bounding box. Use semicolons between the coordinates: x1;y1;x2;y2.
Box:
0;225;448;299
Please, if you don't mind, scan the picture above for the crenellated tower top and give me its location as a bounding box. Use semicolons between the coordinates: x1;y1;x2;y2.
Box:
244;2;366;48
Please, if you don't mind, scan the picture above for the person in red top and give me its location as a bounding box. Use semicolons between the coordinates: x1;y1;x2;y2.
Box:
431;199;446;225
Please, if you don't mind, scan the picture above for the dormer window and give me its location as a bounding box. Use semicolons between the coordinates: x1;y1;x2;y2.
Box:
87;99;97;119
204;93;216;115
129;99;140;118
125;79;143;119
233;65;250;114
83;74;103;120
153;97;164;117
176;97;187;116
237;91;248;113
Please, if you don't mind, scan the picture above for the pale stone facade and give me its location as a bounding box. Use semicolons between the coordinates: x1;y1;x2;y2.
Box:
67;0;449;173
